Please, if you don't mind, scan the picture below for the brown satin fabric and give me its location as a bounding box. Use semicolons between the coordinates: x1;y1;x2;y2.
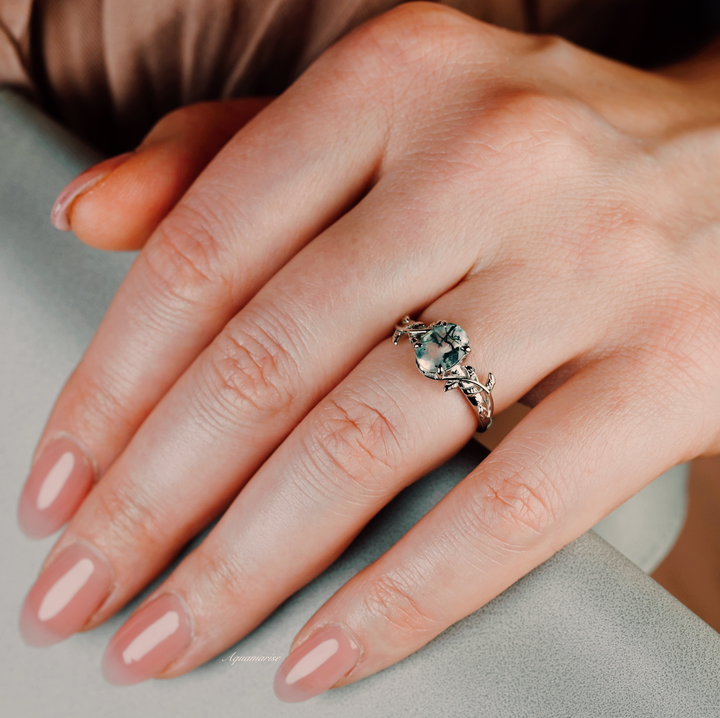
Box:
0;0;630;152
0;0;32;93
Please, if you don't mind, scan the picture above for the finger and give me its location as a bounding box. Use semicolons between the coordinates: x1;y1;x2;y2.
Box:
54;98;273;251
18;33;393;539
271;352;705;701
84;262;602;684
19;173;489;649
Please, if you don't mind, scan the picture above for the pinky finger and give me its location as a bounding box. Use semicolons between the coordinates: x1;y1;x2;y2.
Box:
52;97;273;250
273;352;704;702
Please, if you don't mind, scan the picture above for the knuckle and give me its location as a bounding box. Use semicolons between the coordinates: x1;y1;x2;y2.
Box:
190;545;254;611
143;201;235;311
630;284;718;372
338;2;482;88
435;90;600;198
525;33;579;69
68;366;137;441
455;89;655;281
635;287;720;436
302;385;406;499
659;289;720;373
552;197;657;287
204;314;299;423
485;90;591;157
459;457;568;549
361;570;441;637
94;481;173;559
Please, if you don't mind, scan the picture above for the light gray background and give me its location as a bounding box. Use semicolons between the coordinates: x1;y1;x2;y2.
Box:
2;88;720;717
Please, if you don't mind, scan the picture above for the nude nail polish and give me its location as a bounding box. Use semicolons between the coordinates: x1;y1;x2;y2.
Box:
17;436;95;539
274;624;362;702
102;592;194;686
19;543;113;647
50;152;133;231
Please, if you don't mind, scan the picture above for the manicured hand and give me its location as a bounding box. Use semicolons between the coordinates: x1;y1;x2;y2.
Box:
17;2;720;702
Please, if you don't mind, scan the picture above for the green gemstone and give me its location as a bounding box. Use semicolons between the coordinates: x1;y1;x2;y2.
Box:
415;323;470;378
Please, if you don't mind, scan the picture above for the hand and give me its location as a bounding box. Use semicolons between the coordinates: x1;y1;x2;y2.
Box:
18;2;720;702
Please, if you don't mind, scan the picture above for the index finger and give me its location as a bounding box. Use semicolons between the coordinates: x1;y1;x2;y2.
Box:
18;33;392;538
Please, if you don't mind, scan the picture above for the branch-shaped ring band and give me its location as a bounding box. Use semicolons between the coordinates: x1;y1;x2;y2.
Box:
392;315;495;432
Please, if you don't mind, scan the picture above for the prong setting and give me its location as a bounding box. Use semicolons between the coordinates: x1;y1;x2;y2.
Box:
393;316;495;432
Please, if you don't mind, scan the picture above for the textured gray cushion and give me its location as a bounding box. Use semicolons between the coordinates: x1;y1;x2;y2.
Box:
2;88;720;717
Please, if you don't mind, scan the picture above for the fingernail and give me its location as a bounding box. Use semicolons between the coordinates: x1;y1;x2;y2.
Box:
274;624;362;703
102;592;194;686
17;436;96;539
19;542;113;647
51;152;133;231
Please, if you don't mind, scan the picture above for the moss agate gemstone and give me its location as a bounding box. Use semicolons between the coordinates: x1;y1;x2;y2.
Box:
414;323;470;378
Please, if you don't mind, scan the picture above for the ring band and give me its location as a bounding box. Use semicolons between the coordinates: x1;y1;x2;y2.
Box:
392;315;495;432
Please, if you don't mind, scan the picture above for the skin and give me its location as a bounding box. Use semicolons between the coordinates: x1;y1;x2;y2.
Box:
21;1;720;692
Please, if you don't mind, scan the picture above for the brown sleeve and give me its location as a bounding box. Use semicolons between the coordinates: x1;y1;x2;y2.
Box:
0;0;536;154
0;0;36;101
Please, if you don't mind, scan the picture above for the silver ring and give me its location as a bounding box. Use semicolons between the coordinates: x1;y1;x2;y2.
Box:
392;315;495;432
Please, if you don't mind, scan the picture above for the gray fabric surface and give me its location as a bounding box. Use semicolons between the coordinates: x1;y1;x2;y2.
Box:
592;461;688;574
2;87;720;716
